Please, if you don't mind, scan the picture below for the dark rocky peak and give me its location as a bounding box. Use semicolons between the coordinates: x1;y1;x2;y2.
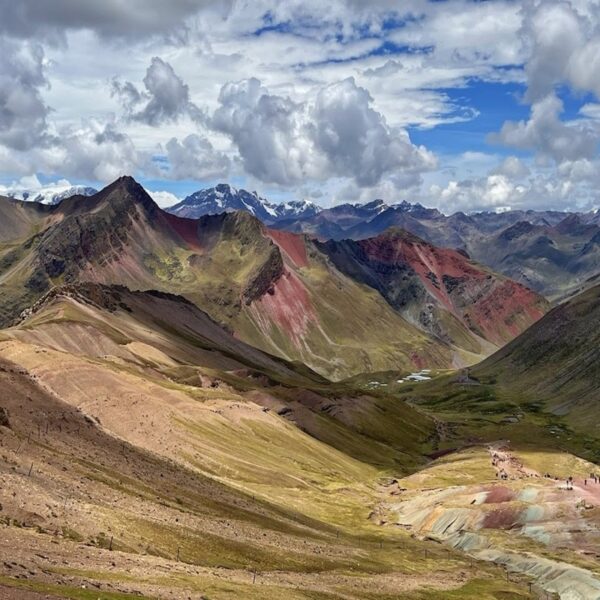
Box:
102;176;157;210
56;176;159;219
197;209;266;244
555;213;582;233
448;211;477;225
375;227;427;245
554;213;596;236
394;201;442;219
498;221;538;242
362;199;388;211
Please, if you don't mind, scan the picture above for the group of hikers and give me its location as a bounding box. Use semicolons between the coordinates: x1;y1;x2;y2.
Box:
540;473;600;490
491;449;600;489
491;451;531;480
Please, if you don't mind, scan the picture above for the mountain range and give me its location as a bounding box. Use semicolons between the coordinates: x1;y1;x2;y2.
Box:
165;185;600;299
0;177;547;379
5;183;98;205
9;179;600;300
168;183;321;224
277;203;600;298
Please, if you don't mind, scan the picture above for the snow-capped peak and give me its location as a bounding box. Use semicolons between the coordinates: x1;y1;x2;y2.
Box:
393;200;423;212
360;199;389;213
2;180;98;206
167;184;322;224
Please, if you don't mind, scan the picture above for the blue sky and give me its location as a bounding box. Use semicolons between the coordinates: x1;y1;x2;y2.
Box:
410;82;529;154
1;1;600;213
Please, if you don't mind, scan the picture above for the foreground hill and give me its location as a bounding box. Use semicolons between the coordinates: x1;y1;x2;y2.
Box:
15;282;323;386
4;281;433;467
0;280;594;599
0;179;596;599
0;176;546;378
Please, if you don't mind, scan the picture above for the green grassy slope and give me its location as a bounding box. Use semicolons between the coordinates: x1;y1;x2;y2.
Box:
472;282;600;435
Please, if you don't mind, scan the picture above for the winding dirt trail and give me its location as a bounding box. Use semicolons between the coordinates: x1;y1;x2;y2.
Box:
487;441;541;481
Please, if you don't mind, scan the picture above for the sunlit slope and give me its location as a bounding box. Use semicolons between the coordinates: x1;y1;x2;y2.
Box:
3;281;436;472
12;282;322;386
474;281;600;430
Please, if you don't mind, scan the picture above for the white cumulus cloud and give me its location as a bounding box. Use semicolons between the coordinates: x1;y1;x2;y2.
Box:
0;39;51;151
112;57;205;126
491;93;599;164
163;134;230;180
211;76;435;188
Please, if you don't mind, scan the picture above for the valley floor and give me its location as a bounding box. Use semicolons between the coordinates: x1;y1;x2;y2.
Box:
0;341;536;599
0;289;597;599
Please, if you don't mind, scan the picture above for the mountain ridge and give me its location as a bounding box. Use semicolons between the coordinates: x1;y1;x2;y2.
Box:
318;227;548;352
5;183;98;205
272;199;600;298
12;179;600;299
168;183;321;224
0;176;548;378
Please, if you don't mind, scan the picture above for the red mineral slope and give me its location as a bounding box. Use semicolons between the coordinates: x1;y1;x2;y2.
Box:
319;229;549;352
163;212;204;251
248;269;317;349
360;230;548;346
466;279;547;345
266;228;309;268
358;231;486;313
